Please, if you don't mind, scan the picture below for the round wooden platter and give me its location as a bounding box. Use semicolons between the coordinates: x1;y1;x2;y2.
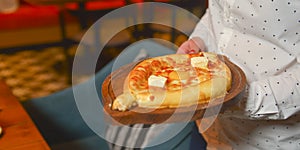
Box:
101;56;246;125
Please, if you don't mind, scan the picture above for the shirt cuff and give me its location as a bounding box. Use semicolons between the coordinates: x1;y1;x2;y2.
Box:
248;79;279;118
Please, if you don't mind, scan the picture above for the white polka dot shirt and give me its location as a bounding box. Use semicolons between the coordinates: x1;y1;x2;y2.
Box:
191;0;300;149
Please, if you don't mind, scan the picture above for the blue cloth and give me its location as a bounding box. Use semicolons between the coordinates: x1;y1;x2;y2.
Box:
190;122;207;150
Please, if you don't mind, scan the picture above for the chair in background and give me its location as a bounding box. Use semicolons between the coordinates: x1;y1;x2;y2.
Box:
63;0;139;46
64;0;127;30
62;0;154;78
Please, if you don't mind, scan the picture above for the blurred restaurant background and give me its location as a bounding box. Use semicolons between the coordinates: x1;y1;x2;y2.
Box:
0;0;207;102
0;0;209;149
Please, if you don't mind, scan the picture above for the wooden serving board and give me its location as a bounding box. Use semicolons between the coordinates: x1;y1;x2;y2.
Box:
101;56;246;125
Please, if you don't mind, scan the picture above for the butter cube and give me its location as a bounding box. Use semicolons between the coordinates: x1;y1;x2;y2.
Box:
191;57;208;69
148;75;167;88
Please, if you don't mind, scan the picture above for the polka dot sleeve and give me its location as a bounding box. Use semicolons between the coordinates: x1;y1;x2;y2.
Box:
189;0;300;120
248;64;300;119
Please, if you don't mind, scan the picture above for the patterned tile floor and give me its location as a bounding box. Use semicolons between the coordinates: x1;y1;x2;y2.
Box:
0;47;70;101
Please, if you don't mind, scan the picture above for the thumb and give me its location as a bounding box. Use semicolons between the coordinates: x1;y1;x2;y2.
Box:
190;37;206;52
177;46;189;54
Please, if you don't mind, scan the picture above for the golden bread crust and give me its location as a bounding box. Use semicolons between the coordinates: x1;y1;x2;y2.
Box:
112;52;232;111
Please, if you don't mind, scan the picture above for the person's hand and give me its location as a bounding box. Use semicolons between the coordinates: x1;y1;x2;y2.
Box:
176;37;206;54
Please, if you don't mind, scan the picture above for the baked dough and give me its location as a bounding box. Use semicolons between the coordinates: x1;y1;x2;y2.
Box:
112;52;232;111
